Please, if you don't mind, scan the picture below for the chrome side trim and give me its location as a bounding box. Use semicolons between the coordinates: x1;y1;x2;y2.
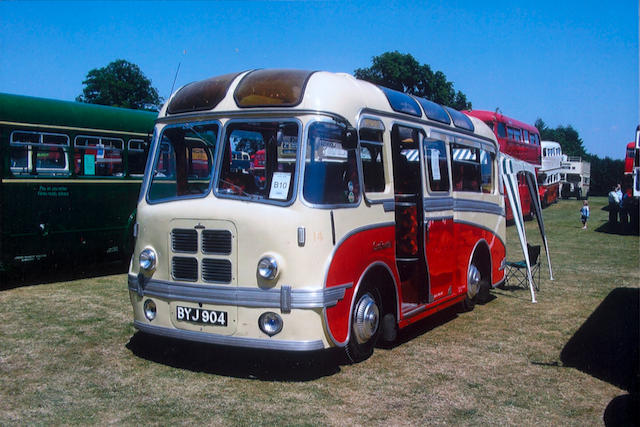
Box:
128;275;351;310
453;198;505;216
424;197;454;212
134;321;325;351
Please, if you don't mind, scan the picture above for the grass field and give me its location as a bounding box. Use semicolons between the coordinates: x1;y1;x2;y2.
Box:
1;197;638;425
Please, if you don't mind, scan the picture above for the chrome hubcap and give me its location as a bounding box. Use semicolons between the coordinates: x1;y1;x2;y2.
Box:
467;264;481;299
353;293;379;344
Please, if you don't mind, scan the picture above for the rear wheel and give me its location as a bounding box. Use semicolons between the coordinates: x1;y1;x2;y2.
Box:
345;286;381;363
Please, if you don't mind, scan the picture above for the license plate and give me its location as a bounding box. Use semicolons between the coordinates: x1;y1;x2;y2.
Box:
176;306;227;327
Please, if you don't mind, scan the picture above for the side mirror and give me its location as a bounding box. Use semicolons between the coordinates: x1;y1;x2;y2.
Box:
342;126;358;150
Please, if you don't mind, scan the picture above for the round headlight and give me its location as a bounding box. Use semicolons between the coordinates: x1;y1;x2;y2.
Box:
259;312;283;336
143;299;157;321
139;248;157;272
257;256;278;280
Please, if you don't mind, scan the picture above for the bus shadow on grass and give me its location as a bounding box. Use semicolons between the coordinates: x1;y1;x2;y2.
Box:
125;301;488;381
559;287;639;426
126;332;342;381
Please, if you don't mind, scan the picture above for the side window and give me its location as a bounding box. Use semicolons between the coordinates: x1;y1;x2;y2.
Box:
359;126;385;193
127;139;149;176
424;138;450;193
391;125;422;195
480;149;494;193
303;121;359;205
523;130;530;143
451;143;481;192
10;131;69;175
74;136;124;177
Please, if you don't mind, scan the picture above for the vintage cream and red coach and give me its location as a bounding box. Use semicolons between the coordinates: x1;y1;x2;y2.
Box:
128;69;507;362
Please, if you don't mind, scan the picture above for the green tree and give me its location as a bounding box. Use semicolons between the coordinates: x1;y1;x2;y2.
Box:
535;118;587;157
354;51;471;110
77;59;162;110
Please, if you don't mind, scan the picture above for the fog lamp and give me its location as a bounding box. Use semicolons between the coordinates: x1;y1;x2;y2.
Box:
143;299;157;321
139;248;157;273
257;256;278;280
258;312;283;336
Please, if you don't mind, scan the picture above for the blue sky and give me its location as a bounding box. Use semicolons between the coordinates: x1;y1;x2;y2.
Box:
0;0;637;159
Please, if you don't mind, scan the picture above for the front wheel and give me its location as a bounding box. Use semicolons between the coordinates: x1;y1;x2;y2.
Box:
345;287;381;363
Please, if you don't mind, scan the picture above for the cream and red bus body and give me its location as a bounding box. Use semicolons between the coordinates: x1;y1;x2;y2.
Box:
129;70;506;355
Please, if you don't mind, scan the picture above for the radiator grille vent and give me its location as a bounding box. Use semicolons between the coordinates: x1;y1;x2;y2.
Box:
202;259;232;283
202;230;232;254
171;229;197;253
172;257;198;281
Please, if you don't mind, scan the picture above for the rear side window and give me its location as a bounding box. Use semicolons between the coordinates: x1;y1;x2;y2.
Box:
451;143;481;192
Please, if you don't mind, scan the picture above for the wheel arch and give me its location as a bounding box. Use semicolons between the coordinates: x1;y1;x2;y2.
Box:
468;238;492;285
328;261;398;348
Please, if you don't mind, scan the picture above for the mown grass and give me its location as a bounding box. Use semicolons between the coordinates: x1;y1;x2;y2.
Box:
1;197;638;425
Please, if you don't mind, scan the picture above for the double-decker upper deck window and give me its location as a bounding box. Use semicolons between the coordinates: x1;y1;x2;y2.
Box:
359;123;385;193
451;143;481;192
497;122;507;138
10;131;69;175
148;123;218;202
74;136;124;177
216;121;299;204
303;121;360;205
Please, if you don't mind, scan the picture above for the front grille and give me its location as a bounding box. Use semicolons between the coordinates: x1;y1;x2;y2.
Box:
202;230;232;254
172;229;197;253
172;257;198;281
202;259;232;283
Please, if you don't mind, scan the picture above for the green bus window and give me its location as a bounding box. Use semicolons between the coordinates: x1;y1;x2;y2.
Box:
128;139;148;176
10;131;69;175
74;136;124;177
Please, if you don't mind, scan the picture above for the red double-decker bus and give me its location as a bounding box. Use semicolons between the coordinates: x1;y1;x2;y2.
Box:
464;110;541;219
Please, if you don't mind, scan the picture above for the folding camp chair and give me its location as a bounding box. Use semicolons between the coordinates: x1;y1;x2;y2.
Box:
505;243;541;291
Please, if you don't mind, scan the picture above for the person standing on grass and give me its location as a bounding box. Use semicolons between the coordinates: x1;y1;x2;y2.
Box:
580;200;590;229
608;185;619;225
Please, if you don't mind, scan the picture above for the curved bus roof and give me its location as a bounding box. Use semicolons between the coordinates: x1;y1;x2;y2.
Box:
541;140;561;150
464;110;539;135
0;92;157;134
159;69;496;146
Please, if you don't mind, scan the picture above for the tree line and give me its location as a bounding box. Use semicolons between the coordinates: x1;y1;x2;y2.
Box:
76;54;625;195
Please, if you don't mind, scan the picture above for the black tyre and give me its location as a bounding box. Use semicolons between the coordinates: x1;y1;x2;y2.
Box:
345;286;381;363
460;262;489;311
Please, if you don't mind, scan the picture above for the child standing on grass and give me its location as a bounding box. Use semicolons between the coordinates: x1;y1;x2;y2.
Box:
580;200;590;229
